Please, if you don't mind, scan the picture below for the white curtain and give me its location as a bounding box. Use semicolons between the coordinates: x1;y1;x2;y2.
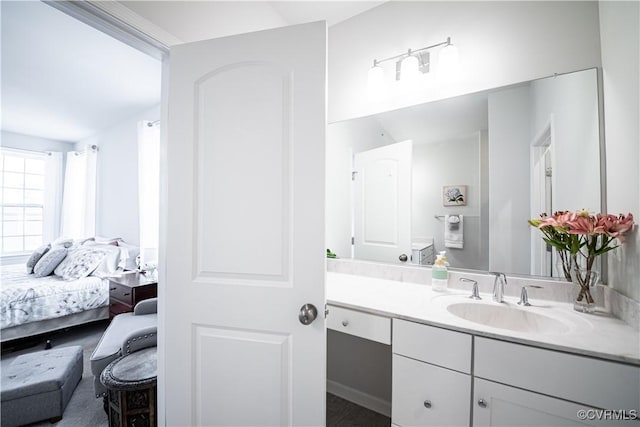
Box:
138;121;160;266
43;152;63;243
61;147;98;239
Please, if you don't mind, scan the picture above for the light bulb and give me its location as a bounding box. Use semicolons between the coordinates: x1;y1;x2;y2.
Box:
439;42;459;74
400;55;420;83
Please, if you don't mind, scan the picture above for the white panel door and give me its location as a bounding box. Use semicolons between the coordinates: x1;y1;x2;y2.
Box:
354;141;412;263
164;22;326;426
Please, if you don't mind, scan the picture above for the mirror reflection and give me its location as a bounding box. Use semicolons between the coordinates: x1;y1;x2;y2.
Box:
326;68;601;278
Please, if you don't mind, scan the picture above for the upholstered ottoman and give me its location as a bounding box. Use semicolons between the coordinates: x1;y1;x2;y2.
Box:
1;345;83;427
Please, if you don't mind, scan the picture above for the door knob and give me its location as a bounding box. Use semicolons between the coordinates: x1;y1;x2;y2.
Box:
478;399;488;408
399;254;408;262
298;304;318;325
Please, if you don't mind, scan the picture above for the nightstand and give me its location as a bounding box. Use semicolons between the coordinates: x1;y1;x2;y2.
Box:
108;272;157;320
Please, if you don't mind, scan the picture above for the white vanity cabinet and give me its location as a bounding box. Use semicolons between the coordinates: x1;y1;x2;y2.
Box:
392;319;473;427
473;378;601;427
473;337;640;427
326;305;391;345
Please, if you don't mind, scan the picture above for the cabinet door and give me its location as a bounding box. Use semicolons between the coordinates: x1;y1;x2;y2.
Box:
473;378;627;427
392;354;471;427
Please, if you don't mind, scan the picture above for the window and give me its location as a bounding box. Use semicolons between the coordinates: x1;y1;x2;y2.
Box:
1;149;48;255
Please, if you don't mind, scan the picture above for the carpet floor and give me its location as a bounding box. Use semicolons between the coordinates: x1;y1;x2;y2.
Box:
2;322;389;427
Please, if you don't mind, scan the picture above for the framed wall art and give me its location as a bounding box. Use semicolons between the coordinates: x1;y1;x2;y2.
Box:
443;185;467;206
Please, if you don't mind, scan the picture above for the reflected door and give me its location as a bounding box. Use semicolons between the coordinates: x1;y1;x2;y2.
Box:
164;22;327;426
354;141;412;263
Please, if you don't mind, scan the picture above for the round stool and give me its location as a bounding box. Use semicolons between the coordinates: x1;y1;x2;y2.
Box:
100;346;157;427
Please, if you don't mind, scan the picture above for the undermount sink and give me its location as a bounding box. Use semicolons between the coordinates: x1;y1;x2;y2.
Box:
446;302;570;334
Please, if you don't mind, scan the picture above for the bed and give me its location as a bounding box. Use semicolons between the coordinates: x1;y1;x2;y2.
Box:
0;264;110;342
1;238;139;343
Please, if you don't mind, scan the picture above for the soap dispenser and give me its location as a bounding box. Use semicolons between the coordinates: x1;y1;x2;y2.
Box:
432;251;449;292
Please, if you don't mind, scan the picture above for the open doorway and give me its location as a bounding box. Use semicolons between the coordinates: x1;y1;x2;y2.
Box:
1;1;162;425
530;119;554;277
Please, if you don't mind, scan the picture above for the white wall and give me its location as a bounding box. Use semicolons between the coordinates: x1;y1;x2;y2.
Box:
76;105;160;245
599;1;640;302
328;1;601;123
488;86;531;274
1;131;74;153
412;133;485;270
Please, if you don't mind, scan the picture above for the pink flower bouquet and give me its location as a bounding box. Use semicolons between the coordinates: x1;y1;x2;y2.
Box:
528;210;635;309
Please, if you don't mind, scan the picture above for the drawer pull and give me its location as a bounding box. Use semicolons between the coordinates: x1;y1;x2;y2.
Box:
110;287;116;291
478;399;487;408
123;292;131;296
342;320;349;327
423;400;432;409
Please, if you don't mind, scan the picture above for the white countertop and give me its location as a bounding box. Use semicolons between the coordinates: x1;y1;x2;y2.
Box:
326;272;640;366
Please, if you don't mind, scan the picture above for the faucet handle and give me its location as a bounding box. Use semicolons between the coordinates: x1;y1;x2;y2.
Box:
460;278;481;300
517;285;543;306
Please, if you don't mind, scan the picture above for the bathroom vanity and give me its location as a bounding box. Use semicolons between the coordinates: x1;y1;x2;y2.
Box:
326;270;640;427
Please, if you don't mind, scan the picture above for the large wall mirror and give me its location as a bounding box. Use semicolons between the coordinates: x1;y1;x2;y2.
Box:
326;68;601;278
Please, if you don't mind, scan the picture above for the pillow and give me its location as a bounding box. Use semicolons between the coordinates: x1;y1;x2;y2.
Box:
54;247;108;281
26;244;50;274
94;236;123;245
52;236;74;248
33;248;68;277
83;242;122;277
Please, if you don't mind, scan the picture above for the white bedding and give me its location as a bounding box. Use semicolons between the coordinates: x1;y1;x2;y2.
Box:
1;264;109;330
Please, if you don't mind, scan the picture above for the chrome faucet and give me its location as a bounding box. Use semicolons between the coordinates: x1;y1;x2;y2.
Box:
490;272;507;303
460;277;480;300
518;285;543;306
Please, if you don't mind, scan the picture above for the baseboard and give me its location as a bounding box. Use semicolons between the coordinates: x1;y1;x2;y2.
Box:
327;379;391;418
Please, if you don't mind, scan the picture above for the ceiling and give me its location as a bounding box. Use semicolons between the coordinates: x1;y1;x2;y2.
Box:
1;1;162;143
1;1;383;144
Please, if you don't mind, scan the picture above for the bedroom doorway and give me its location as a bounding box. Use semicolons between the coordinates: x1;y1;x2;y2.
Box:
1;0;163;421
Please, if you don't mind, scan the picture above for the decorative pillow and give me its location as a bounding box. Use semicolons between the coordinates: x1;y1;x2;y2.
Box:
83;242;122;277
94;236;123;245
33;248;68;277
54;247;108;281
52;236;74;249
26;244;50;274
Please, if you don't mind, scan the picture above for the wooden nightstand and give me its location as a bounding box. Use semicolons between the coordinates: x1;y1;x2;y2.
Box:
108;272;157;320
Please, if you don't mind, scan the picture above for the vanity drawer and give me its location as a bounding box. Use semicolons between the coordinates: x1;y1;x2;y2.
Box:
393;319;472;374
474;337;640;411
392;354;471;427
327;305;391;345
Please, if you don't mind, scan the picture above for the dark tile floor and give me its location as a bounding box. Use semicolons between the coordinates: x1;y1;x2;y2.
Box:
327;393;391;427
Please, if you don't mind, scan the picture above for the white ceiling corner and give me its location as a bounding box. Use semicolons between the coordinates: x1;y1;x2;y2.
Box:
1;1;162;143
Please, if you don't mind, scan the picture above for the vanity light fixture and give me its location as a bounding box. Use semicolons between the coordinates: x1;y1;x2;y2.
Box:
368;36;458;87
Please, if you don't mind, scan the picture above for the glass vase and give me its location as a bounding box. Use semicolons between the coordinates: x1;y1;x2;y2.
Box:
554;249;573;281
572;267;599;314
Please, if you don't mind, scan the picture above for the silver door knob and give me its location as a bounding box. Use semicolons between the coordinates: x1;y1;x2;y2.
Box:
399;254;408;262
478;399;487;408
298;303;318;325
423;400;432;409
